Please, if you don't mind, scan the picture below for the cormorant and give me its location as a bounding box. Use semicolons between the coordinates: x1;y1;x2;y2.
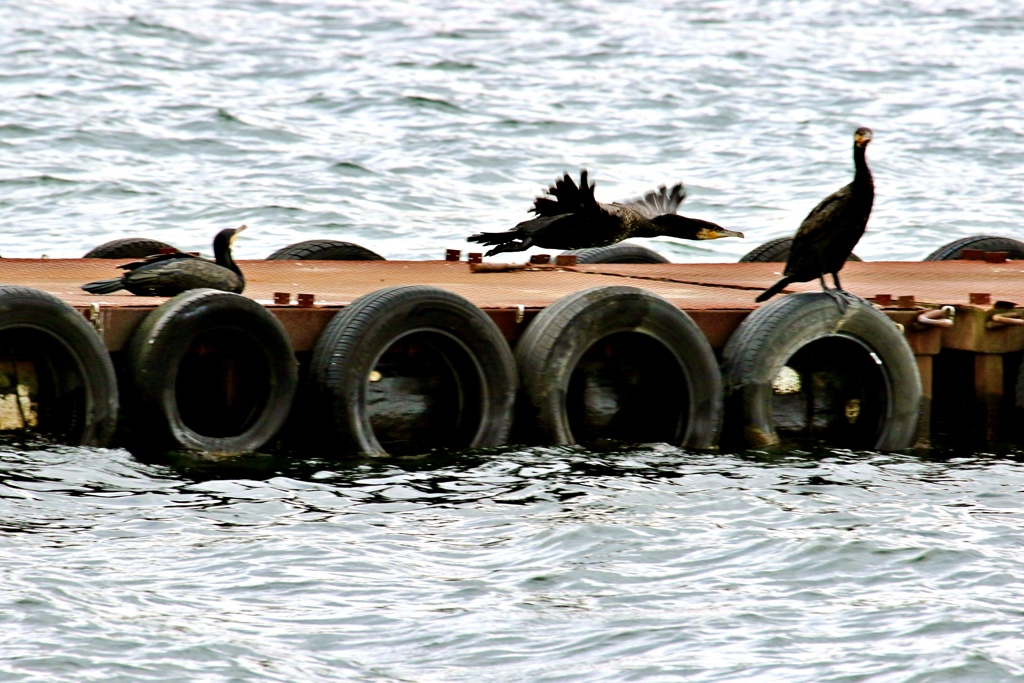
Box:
756;128;874;303
82;225;247;296
467;170;743;257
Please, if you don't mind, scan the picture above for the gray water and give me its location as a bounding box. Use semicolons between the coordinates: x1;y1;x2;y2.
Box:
2;1;1024;681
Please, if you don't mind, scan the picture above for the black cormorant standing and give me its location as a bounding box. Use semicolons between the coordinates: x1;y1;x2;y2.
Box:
467;170;743;257
82;225;247;296
756;128;874;303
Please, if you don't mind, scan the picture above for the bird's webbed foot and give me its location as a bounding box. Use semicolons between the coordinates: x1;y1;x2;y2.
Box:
827;273;856;312
484;240;531;257
824;287;856;314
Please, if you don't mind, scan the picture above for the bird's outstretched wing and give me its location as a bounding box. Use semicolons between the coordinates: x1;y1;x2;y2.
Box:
616;182;686;220
530;170;600;217
467;170;627;255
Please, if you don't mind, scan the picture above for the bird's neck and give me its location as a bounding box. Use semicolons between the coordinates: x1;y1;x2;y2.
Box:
214;243;242;278
647;214;687;237
853;144;873;191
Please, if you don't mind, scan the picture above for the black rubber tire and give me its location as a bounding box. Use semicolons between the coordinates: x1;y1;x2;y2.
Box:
514;285;723;449
560;244;670;264
740;236;861;263
266;239;385;261
721;292;920;451
83;237;177;259
923;235;1024;261
309;285;518;457
123;289;298;455
0;286;118;446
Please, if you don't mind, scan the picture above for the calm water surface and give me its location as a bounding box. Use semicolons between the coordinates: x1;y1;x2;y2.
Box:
2;1;1024;681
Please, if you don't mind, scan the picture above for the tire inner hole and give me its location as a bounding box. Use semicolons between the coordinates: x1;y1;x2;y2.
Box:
567;331;688;446
367;332;484;456
176;329;272;438
772;334;890;448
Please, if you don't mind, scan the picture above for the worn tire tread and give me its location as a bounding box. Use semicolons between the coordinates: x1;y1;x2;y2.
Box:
266;239;385;261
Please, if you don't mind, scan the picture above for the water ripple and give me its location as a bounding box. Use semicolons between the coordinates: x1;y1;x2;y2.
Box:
4;1;1024;680
5;444;1024;680
1;1;1022;260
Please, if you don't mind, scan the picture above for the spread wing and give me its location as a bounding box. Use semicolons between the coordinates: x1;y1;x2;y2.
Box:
530;170;600;218
615;182;686;220
468;170;633;254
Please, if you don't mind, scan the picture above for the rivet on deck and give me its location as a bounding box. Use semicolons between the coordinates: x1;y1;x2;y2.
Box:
297;293;315;307
273;292;291;305
445;249;461;261
898;295;916;308
961;249;985;260
873;294;893;306
530;254;551;265
555;254;578;267
970;292;991;305
467;252;483;264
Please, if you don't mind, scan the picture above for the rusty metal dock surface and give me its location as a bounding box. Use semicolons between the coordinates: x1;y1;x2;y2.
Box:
6;258;1024;307
2;258;1023;351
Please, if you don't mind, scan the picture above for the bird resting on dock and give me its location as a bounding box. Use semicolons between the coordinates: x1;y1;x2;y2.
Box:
756;127;874;305
82;225;247;296
467;170;743;257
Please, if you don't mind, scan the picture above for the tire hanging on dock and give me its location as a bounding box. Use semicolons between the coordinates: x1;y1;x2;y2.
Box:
122;288;297;455
83;237;178;259
0;286;118;446
739;236;861;263
308;285;518;457
923;235;1024;261
559;244;670;264
721;292;920;451
514;285;723;449
266;239;385;261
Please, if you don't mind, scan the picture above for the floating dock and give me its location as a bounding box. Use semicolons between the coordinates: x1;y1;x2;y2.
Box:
1;256;1022;454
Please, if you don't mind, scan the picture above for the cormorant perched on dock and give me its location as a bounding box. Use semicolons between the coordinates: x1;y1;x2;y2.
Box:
467;170;743;256
82;225;247;296
756;127;874;304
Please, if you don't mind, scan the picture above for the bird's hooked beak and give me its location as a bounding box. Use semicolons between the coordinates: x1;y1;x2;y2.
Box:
230;224;247;245
854;127;873;147
696;227;745;240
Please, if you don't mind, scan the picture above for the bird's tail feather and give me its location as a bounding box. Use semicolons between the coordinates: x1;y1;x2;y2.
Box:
82;278;124;295
755;277;794;303
468;214;566;248
468;228;528;246
467;231;514;247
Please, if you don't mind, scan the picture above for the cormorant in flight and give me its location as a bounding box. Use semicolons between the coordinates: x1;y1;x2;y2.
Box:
468;170;742;257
